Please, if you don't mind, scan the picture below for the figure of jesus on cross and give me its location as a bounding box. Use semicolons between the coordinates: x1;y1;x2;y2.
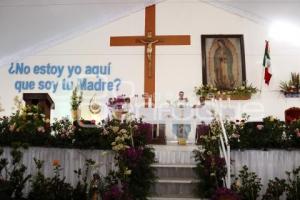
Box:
139;31;159;78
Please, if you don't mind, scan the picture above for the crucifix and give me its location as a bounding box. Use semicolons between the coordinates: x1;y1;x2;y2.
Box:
110;5;191;107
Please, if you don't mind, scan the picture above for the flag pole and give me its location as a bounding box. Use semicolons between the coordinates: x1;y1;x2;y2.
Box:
259;40;267;93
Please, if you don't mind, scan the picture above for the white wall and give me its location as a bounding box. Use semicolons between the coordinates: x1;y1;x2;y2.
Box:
0;0;300;121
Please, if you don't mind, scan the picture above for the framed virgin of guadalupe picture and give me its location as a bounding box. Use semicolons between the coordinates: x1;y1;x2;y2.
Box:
201;35;246;90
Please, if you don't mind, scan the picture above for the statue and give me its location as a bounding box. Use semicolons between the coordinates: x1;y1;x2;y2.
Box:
139;32;159;78
173;91;191;144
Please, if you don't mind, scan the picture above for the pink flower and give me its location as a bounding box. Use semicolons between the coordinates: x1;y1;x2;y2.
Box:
295;128;300;138
256;124;264;130
9;124;15;132
37;126;45;133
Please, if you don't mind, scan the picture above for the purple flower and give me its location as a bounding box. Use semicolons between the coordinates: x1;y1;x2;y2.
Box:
103;185;123;200
122;147;143;166
211;187;241;200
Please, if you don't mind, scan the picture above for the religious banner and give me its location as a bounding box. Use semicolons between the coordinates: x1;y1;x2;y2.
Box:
201;35;246;90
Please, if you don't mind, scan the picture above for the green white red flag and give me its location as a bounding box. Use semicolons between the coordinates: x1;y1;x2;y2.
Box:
263;40;272;85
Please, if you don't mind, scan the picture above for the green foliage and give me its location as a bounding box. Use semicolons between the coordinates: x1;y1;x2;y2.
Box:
0;114;150;150
29;159;73;200
71;87;83;111
193;116;227;198
28;158;49;200
73;159;95;200
51;118;75;147
0;146;31;200
229;116;293;149
0;148;10;200
126;147;156;200
232;166;262;200
0;106;51;147
286;119;300;147
193;149;226;198
262;178;286;200
285;166;300;200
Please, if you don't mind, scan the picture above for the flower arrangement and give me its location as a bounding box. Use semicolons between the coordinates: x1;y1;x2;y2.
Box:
104;119;156;199
71;87;83;111
107;95;131;120
194;114;228;198
9;106;50;134
107;95;130;110
71;87;83;121
195;82;258;100
51;118;76;146
280;72;300;97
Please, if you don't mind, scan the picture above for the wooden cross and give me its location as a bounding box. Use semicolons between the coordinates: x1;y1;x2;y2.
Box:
110;5;191;107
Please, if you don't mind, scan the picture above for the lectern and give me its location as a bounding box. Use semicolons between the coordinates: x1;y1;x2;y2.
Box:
23;93;55;120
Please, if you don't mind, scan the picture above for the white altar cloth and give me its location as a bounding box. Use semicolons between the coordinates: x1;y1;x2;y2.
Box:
132;106;235;144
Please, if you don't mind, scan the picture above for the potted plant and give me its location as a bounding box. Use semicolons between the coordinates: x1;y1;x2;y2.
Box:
280;73;300;97
71;87;83;121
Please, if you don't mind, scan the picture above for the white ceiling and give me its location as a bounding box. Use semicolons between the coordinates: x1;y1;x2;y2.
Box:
1;0;300;66
0;0;163;66
204;0;300;24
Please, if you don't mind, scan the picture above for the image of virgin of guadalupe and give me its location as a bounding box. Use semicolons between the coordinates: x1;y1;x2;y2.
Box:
207;38;242;90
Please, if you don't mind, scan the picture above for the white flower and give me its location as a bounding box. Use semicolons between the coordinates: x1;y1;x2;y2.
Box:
125;169;132;175
102;129;109;135
282;131;287;140
232;133;240;139
111;126;119;133
120;129;127;134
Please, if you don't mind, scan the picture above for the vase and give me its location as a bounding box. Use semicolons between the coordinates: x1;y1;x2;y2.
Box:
113;110;123;120
71;108;81;121
284;92;300;98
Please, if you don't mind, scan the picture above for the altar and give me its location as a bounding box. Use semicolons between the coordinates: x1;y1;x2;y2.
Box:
131;103;236;144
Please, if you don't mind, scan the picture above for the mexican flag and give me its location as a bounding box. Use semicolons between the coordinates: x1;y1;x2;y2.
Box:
263;40;272;85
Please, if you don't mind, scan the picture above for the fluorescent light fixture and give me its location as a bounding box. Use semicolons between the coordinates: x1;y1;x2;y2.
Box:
269;20;300;46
